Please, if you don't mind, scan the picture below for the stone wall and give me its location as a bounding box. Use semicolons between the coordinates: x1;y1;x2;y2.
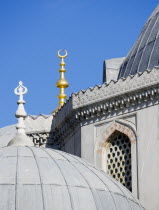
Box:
59;125;81;157
137;105;159;210
36;66;159;210
79;104;159;210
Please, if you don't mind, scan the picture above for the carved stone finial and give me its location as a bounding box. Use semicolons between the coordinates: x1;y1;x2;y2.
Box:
7;81;34;147
14;81;28;120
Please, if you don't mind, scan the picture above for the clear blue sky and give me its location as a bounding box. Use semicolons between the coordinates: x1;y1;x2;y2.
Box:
0;0;158;128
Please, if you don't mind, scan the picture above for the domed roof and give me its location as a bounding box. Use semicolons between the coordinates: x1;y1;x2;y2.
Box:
118;4;159;78
0;146;145;210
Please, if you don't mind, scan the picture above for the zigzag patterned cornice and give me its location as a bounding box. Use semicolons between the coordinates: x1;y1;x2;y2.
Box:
54;67;159;125
72;67;159;109
75;85;159;121
51;67;159;143
27;74;159;146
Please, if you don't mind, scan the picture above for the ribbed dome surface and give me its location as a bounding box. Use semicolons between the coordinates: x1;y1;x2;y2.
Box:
0;146;145;210
118;4;159;78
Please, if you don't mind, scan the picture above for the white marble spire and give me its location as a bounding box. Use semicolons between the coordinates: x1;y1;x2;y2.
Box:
8;81;34;146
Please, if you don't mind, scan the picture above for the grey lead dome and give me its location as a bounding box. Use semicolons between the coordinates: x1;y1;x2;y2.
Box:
118;4;159;78
0;146;145;210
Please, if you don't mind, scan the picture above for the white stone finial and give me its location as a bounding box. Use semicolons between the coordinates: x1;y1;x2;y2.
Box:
14;81;28;102
14;81;28;133
7;81;34;147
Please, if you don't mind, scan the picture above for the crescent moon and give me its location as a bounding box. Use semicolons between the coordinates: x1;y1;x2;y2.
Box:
58;50;68;58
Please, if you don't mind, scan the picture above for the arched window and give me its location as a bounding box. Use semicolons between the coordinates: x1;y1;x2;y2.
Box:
106;130;132;191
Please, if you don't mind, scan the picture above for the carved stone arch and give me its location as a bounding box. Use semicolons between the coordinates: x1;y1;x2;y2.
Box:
95;120;138;197
103;120;136;144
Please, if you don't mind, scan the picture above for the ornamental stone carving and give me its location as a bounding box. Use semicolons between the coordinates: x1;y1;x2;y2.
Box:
72;67;159;108
95;120;136;155
51;67;159;144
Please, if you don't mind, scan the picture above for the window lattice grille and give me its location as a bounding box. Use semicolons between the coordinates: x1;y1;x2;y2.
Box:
107;131;132;191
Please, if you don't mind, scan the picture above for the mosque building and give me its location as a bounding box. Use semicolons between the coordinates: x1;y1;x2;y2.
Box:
1;4;159;210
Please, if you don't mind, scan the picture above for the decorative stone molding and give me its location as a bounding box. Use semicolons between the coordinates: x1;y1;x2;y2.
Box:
23;114;54;147
26;67;159;147
28;132;51;147
95;120;136;154
74;85;159;121
72;67;159;108
51;67;159;144
53;67;159;126
25;114;53;133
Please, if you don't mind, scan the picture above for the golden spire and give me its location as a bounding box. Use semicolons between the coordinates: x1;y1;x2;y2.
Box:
56;50;69;108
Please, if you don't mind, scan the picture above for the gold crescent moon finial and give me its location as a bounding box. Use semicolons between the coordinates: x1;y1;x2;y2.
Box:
52;49;69;113
58;49;68;58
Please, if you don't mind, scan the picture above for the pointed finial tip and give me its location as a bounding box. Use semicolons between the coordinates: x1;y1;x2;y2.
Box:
19;81;23;85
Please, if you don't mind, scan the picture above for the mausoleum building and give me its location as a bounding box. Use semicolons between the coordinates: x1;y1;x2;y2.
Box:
1;4;159;210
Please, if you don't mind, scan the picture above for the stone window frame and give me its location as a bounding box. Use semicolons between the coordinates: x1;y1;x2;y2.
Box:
95;120;138;198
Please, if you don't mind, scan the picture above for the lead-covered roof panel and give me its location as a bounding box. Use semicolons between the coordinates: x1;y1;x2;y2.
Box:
118;4;159;79
0;146;145;210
